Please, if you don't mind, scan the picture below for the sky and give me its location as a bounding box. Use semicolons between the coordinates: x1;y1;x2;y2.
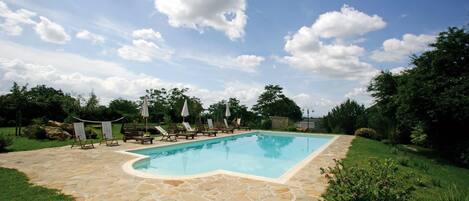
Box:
0;0;468;116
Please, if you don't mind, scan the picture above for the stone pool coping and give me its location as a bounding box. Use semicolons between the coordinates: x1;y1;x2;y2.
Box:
118;130;339;184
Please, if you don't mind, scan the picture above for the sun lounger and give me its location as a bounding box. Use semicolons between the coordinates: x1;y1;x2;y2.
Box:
198;121;217;136
221;119;234;133
71;122;94;149
181;122;197;139
155;126;177;142
236;118;251;130
100;121;119;146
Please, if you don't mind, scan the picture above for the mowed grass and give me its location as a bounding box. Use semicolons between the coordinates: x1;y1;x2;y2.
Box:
0;124;124;152
344;137;469;200
0;167;73;201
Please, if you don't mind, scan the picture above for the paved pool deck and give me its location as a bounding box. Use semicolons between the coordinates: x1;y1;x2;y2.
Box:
0;131;354;201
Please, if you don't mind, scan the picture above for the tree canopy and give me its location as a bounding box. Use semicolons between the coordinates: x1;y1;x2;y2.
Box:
366;26;469;164
252;85;303;121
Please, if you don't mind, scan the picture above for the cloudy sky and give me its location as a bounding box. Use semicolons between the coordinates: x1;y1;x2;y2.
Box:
0;0;467;116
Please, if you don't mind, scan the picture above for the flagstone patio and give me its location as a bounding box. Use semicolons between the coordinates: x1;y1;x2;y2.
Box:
0;132;354;201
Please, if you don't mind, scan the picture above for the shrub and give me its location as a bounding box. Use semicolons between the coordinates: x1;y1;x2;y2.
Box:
0;134;13;152
320;158;415;201
398;157;410;167
410;125;428;146
22;124;47;139
354;128;381;140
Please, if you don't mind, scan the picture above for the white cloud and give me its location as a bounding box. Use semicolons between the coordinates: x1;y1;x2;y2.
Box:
291;93;337;116
154;0;247;40
370;33;435;62
311;5;386;39
34;16;70;44
0;39;263;107
389;66;407;75
344;87;373;106
281;5;383;81
76;30;105;44
233;55;265;71
182;53;265;72
132;28;162;41
0;1;36;35
117;39;173;62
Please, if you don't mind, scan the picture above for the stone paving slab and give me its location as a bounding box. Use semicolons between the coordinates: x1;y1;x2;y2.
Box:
0;132;354;201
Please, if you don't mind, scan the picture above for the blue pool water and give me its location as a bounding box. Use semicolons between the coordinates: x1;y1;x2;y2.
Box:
130;131;333;179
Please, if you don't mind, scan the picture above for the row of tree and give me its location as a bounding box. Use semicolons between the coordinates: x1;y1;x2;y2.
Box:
0;83;303;132
322;26;469;165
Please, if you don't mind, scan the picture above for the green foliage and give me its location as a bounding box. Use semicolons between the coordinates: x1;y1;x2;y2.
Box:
145;88;203;123
207;98;257;125
437;184;469;201
343;137;469;200
0;134;13;151
0;167;73;201
261;119;272;129
321;158;415;201
365;26;469;164
354;128;380;140
410;125;428;146
108;98;139;122
323;99;367;134
22;124;47;139
252;85;302;121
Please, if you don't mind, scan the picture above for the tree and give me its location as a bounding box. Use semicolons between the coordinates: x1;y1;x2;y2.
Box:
323;99;367;134
207;98;257;125
252;85;302;121
108;99;139;121
10;83;28;135
396;27;469;161
144;88;203;124
367;71;407;141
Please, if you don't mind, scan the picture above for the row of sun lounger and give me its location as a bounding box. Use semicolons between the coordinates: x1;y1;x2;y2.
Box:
71;119;250;149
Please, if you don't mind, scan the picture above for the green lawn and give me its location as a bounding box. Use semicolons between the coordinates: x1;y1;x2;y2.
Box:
0;124;124;152
344;137;469;200
0;167;73;201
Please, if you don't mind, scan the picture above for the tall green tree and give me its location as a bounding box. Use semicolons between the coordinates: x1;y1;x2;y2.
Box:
108;99;139;121
207;98;257;125
144;88;203;123
10;83;28;135
252;85;302;121
322;99;367;134
396;27;469;161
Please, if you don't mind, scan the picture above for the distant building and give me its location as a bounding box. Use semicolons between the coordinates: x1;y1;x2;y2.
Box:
296;118;321;129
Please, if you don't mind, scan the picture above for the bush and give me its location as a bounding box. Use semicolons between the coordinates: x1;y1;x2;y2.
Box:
22;124;47;139
354;128;381;140
410;125;428;146
321;158;415;201
0;134;13;152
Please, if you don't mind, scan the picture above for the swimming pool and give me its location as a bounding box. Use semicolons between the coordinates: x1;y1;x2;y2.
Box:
124;131;336;182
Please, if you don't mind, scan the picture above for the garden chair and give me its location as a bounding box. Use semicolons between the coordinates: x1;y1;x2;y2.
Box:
155;126;177;142
71;122;94;149
100;121;119;146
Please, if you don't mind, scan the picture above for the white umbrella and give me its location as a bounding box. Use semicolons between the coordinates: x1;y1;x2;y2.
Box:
225;102;231;117
181;99;189;122
141;96;149;132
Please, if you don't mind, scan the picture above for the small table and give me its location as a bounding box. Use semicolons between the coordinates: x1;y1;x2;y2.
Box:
134;136;154;144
